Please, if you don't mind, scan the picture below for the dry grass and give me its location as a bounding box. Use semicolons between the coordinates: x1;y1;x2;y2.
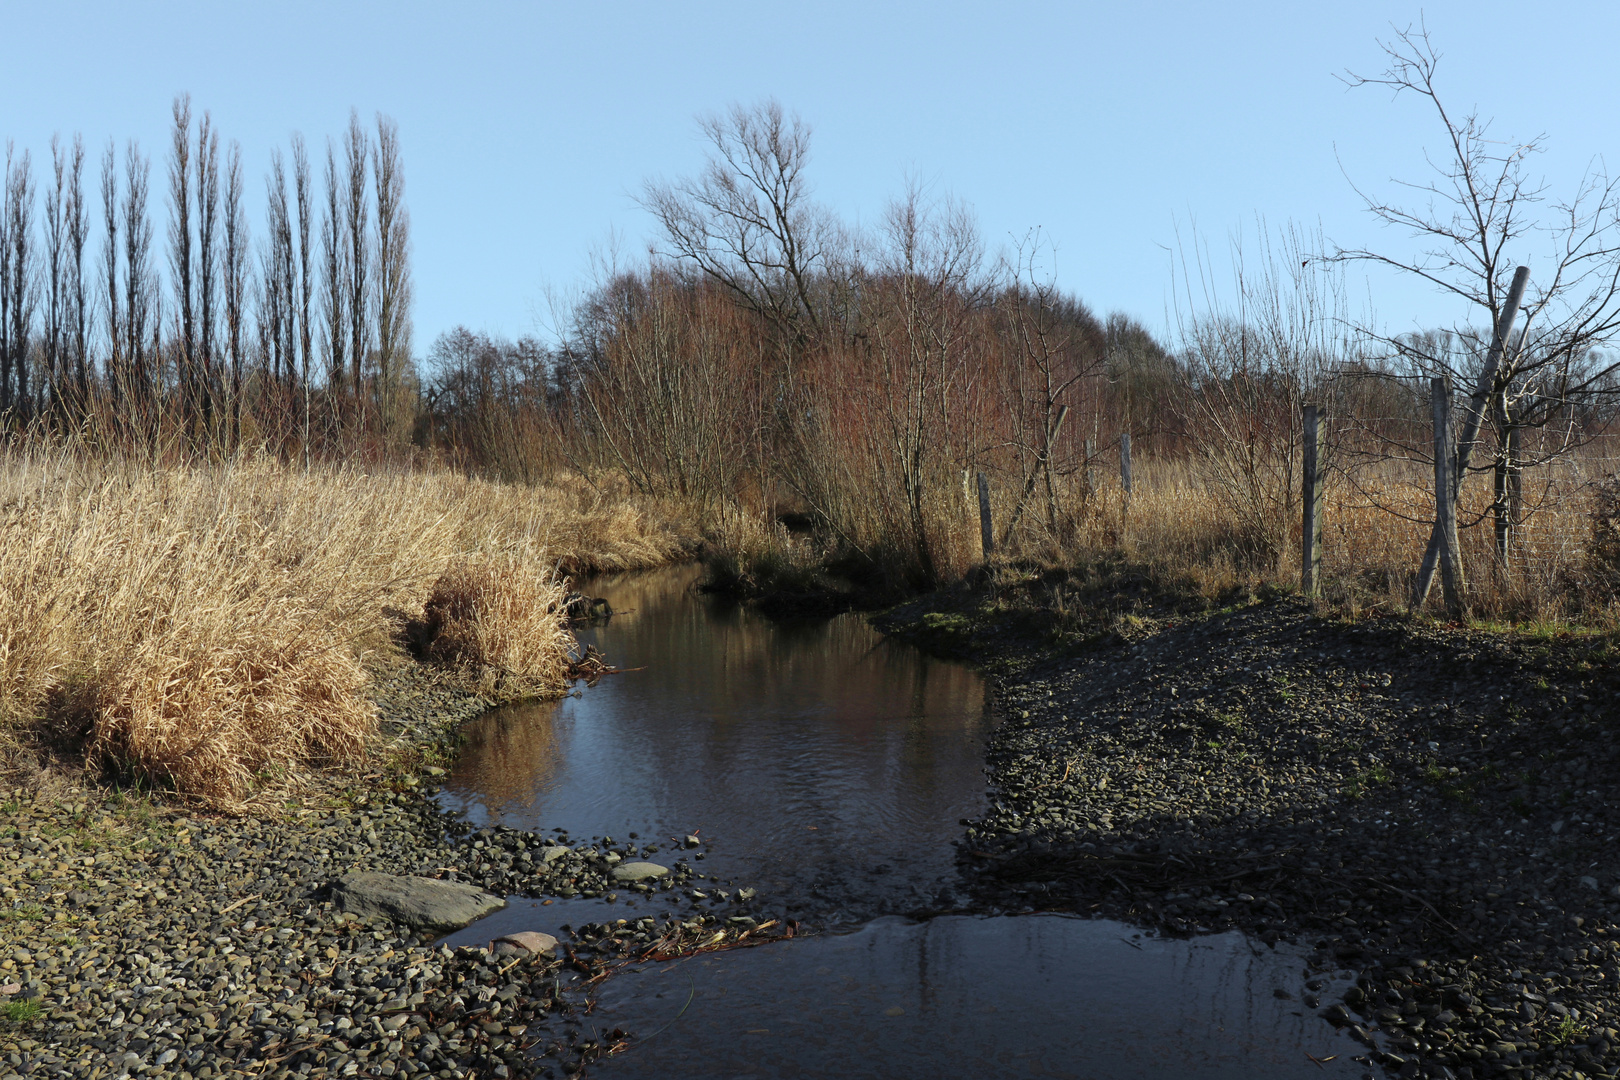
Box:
0;451;687;806
984;452;1620;624
421;556;575;699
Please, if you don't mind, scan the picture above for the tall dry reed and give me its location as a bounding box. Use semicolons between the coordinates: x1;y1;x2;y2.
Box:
0;451;686;805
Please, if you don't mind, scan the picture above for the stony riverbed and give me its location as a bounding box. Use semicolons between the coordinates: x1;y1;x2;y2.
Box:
884;590;1620;1080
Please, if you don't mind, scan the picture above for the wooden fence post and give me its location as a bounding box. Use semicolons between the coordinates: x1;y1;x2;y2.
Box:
1301;405;1324;596
1120;432;1133;499
1430;378;1466;616
977;470;994;560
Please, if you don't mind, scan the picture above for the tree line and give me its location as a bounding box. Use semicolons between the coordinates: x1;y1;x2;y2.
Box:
0;95;412;455
418;83;1620;596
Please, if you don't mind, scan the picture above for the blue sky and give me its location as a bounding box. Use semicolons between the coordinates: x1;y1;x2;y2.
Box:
3;2;1616;350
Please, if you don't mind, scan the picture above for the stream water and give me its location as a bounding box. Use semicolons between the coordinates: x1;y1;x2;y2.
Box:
436;566;1364;1078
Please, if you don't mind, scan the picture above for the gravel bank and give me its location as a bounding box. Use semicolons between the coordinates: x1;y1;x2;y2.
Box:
886;590;1620;1079
0;665;764;1080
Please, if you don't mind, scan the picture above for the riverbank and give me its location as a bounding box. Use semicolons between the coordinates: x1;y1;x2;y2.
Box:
0;660;774;1080
880;580;1620;1080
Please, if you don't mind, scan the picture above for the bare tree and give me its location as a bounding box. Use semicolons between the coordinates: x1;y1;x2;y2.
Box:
996;234;1110;543
373;113;412;441
195;111;220;442
262;148;293;409
42;136;66;420
1175;221;1353;568
123;141;155;422
169;94;200;437
0;145;10;418
1338;25;1620;602
344;110;369;414
100;141;121;414
320;139;347;403
834;187;988;582
292;134;313;459
5;148;36;421
640;100;835;351
65;135;89;411
222;142;248;448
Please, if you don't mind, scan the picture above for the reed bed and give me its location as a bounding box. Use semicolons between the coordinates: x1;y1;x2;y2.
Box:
0;452;686;805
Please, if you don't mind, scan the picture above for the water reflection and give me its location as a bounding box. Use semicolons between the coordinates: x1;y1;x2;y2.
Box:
587;915;1362;1080
439;565;993;918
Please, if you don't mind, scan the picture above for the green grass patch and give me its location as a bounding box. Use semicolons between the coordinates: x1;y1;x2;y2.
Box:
1547;1014;1588;1046
1345;764;1395;799
920;612;972;634
0;904;46;923
1;1000;41;1024
1425;764;1481;807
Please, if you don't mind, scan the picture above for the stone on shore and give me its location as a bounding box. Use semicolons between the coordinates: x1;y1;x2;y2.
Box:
610;861;670;883
492;931;559;956
331;871;507;931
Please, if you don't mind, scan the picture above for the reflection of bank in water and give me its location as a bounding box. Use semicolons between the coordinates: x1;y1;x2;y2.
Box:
450;699;564;809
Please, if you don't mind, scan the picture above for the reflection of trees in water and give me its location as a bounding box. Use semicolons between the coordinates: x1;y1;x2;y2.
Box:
452;700;563;808
581;565;993;808
595;918;1334;1077
584;564;986;724
451;564;993;852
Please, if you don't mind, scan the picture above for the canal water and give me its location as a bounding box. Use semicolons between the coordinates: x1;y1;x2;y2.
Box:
437;566;1364;1079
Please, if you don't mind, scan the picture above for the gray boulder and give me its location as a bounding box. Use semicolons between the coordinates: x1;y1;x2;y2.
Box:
331;872;506;931
610;861;670;883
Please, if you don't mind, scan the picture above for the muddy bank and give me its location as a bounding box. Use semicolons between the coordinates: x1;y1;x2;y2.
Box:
882;587;1620;1079
0;664;767;1080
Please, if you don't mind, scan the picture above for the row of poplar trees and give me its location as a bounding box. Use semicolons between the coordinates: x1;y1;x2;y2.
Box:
0;94;413;453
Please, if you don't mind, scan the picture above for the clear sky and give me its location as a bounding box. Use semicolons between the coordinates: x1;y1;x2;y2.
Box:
3;2;1615;351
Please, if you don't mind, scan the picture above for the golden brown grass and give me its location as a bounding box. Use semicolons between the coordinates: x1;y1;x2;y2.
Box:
990;453;1617;624
757;444;1617;627
0;451;687;806
421;556;575;698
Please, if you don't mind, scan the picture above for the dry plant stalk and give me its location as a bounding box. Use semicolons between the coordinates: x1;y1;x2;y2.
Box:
0;451;685;807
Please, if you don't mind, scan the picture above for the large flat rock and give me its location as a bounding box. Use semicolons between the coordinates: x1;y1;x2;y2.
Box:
331;872;506;931
610;861;670;883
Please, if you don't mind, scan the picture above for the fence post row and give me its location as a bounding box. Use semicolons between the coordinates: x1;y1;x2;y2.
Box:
1301;404;1324;597
976;470;994;561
